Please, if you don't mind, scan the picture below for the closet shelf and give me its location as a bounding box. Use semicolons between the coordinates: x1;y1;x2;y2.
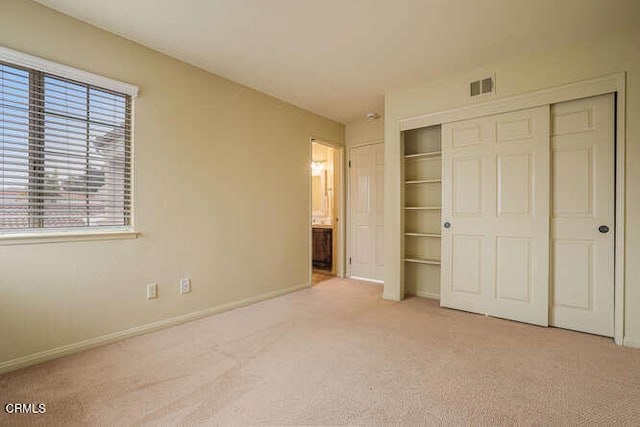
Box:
404;232;441;238
405;179;442;185
404;258;441;265
404;151;442;159
404;206;442;210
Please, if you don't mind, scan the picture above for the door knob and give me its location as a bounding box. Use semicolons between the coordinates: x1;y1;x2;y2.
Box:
444;222;451;229
598;225;610;234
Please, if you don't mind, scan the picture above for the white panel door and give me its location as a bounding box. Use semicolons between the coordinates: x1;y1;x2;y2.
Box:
349;143;384;281
441;106;550;326
550;94;614;336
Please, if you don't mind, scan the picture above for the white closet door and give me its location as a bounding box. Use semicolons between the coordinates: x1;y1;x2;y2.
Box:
550;94;615;336
349;143;384;281
441;106;550;326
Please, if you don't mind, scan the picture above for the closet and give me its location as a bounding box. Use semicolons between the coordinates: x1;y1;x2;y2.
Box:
401;94;615;337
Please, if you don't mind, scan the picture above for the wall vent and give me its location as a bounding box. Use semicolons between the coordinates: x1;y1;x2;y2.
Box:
470;75;495;98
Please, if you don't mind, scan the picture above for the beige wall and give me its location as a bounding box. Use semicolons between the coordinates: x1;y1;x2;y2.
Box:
384;28;640;346
345;115;384;147
0;0;344;369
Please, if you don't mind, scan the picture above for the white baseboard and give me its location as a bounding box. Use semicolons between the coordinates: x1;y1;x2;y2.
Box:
623;335;640;348
0;282;311;375
382;293;400;301
348;275;384;284
412;290;440;300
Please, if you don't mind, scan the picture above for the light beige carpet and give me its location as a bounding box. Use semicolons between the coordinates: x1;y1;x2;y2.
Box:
1;278;640;426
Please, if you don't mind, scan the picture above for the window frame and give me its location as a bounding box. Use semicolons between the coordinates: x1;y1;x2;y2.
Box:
0;46;138;243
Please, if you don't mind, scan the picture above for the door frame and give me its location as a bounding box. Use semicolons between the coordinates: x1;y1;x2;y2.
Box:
388;72;626;345
309;137;345;284
346;140;385;283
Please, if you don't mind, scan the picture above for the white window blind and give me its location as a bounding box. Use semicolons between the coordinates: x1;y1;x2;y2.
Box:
0;60;133;232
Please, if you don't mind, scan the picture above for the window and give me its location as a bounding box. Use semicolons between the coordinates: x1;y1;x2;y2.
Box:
0;60;133;232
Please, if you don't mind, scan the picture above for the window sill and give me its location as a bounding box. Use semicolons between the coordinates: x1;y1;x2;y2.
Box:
0;229;139;246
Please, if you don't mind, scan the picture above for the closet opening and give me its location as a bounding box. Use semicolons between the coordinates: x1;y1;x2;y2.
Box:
311;140;338;285
400;94;616;338
391;74;626;343
401;125;442;299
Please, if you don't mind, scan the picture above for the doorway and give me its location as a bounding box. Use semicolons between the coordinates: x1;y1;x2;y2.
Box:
310;139;341;285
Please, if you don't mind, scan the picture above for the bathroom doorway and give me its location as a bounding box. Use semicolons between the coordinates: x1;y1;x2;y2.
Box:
310;139;342;285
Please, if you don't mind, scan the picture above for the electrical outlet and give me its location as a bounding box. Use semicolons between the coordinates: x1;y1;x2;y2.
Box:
180;278;191;294
147;283;158;300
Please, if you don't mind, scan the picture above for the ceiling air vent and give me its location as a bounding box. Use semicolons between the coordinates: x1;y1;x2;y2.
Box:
470;75;495;98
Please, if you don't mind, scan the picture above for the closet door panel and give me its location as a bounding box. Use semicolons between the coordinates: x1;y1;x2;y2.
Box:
497;154;531;216
490;106;550;326
496;236;533;302
550;94;614;336
450;234;483;295
441;106;549;326
441;119;494;313
452;157;483;215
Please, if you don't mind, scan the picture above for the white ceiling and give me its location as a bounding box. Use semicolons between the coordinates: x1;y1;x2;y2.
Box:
36;0;639;124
